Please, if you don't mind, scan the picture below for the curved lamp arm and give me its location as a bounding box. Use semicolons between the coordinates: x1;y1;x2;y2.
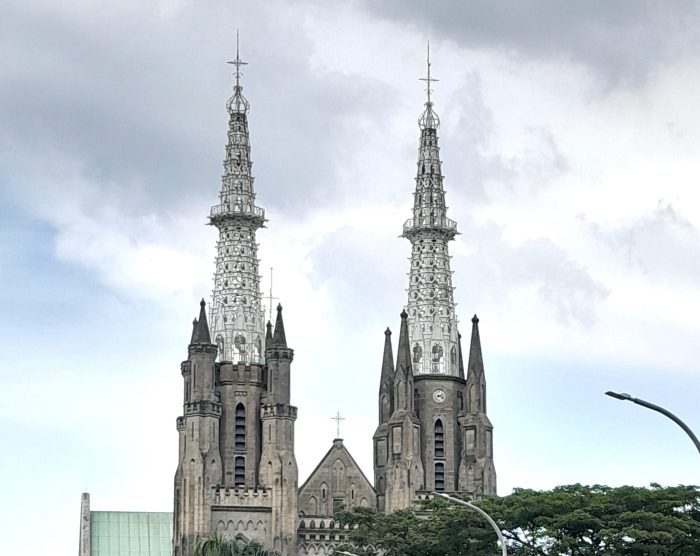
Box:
605;391;700;455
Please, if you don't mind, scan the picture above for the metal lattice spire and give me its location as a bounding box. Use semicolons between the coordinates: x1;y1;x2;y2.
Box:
209;35;267;364
403;45;460;375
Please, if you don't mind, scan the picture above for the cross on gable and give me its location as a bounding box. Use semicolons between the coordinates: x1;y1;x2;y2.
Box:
331;411;345;439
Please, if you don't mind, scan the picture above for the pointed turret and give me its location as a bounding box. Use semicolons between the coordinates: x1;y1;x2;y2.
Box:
392;310;416;415
378;328;395;425
459;314;496;495
467;315;484;382
265;320;273;349
272;303;287;347
190;299;212;344
458;332;465;380
395;310;412;375
380;328;395;386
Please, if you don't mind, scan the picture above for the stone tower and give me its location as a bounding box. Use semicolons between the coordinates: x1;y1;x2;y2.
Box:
173;41;298;556
374;47;496;509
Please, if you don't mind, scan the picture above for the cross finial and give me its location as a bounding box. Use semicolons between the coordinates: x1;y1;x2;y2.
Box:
331;411;345;439
267;267;279;321
419;41;438;105
227;29;248;89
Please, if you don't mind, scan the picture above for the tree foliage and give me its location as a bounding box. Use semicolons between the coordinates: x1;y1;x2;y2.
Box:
335;484;700;555
194;534;280;556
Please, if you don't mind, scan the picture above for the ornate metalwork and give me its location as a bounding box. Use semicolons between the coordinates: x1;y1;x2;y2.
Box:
209;36;267;364
403;46;460;375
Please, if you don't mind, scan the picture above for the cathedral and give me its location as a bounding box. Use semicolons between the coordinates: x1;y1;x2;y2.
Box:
171;46;496;556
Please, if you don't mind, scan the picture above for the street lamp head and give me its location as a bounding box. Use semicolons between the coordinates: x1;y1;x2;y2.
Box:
605;391;632;401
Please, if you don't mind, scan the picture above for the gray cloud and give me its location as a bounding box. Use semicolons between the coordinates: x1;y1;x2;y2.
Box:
0;1;391;219
355;0;700;90
455;220;608;326
308;225;407;326
440;71;568;205
585;201;700;285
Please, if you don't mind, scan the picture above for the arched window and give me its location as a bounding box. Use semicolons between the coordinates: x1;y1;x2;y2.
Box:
435;463;445;491
235;403;245;451
434;419;444;458
380;395;390;423
234;456;245;486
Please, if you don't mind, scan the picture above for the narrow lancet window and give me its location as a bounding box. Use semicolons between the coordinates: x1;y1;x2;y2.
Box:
234;456;245;486
235;403;246;451
435;462;445;491
434;419;444;458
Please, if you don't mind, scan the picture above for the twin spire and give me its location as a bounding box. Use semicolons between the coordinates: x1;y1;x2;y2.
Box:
190;300;288;350
264;304;287;348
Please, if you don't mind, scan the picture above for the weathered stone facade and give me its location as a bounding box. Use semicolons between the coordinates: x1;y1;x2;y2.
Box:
173;47;298;556
172;49;496;556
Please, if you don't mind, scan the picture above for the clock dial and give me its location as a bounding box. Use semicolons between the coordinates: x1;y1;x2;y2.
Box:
433;388;446;403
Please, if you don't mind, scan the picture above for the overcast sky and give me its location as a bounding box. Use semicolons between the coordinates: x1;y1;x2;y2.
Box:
2;1;700;555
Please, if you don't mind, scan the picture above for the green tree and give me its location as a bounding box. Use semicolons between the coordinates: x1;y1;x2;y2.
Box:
194;534;280;556
335;484;700;555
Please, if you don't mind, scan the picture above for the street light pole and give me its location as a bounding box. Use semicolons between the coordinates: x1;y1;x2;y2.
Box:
432;492;507;556
605;391;700;456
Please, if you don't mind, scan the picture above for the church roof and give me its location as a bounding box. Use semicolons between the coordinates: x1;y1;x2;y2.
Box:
298;438;375;495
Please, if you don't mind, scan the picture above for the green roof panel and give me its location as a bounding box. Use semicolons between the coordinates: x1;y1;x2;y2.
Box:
90;511;172;556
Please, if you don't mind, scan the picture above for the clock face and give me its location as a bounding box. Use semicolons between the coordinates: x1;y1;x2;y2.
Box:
433;389;446;403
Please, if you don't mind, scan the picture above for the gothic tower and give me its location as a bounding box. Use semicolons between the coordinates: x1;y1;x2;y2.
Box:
174;41;298;556
173;301;223;556
374;46;496;509
404;47;464;495
373;311;425;514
